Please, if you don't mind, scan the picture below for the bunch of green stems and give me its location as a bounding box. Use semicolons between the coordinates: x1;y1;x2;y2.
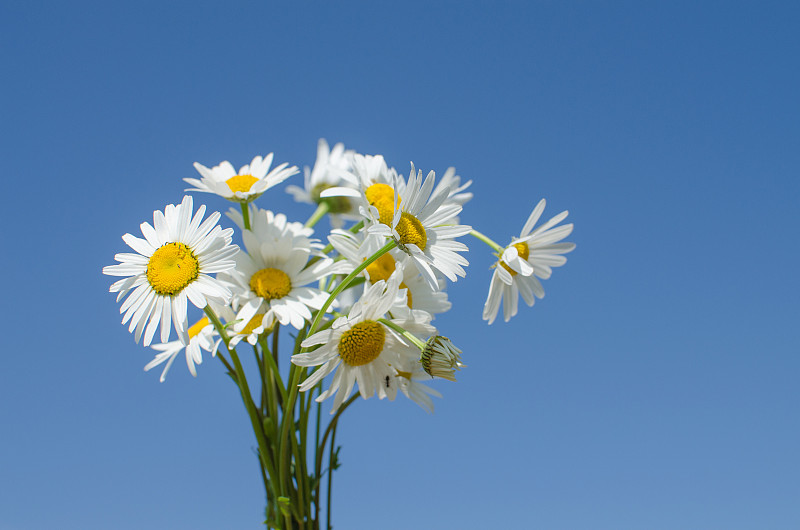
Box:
203;203;395;530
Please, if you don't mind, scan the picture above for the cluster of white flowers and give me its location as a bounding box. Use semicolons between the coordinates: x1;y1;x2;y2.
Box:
103;139;574;412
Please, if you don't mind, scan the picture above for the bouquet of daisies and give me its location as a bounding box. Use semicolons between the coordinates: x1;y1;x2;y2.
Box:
103;140;574;529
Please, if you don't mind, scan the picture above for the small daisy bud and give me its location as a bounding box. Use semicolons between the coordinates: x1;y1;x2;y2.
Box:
420;336;464;381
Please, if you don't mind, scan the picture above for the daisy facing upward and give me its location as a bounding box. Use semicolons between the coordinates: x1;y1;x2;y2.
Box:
186;152;299;204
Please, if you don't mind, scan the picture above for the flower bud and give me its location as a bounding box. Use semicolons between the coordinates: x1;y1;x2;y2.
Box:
420;335;464;381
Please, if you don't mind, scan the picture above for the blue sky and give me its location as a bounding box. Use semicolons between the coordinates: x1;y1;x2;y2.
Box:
1;1;799;529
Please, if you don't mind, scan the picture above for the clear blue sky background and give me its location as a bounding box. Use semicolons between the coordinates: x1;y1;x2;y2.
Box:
1;1;799;529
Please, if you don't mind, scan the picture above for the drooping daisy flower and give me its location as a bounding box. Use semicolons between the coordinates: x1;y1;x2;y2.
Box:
292;274;435;412
223;214;346;332
103;196;239;346
328;228;451;317
483;199;575;324
285;139;357;225
145;315;220;382
186;153;299;203
367;164;471;291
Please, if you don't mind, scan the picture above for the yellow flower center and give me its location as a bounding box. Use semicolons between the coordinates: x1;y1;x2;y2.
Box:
188;317;210;339
364;253;396;283
337;320;386;366
396;212;427;251
146;242;200;296
226;174;259;194
499;241;530;276
250;268;292;300
365;183;399;225
362;255;412;307
239;313;266;335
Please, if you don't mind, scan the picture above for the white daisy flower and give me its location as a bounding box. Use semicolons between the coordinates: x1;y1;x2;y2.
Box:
186;152;299;203
367;164;471;291
103;196;239;346
285;139;357;225
145;315;220;382
292;274;435;412
483;199;576;324
317;153;404;207
224;216;346;332
328;229;451;317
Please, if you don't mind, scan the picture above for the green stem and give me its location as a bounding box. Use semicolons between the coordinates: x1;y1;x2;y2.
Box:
348;220;365;234
308;239;397;337
203;306;280;508
213;348;237;381
326;422;337;530
253;343;267;414
378;318;427;350
305;202;330;229
314;393;358;526
313;387;322;530
469;228;503;253
259;337;288;403
240;202;251;230
277;242;395;525
258;340;279;431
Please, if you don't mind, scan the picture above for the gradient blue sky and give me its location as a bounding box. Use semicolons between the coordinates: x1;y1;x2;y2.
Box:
2;1;799;529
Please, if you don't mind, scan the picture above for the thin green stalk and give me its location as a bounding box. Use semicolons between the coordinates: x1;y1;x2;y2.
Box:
313;387;322;530
259;337;288;403
305;202;330;229
302;384;319;529
261;328;282;415
272;324;280;372
213;348;237;381
326;422;338;530
295;386;312;529
240;202;251;230
204;306;280;508
277;239;398;503
469;228;503;253
377;318;427;350
253;344;268;414
308;239;397;336
313;393;358;526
